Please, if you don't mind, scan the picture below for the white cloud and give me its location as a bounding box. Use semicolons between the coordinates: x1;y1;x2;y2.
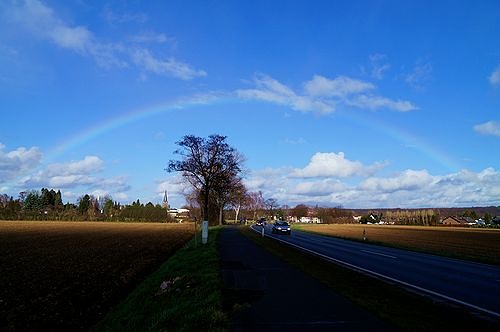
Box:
243;156;500;208
369;54;391;80
114;192;129;200
156;177;187;194
22;156;130;194
347;95;418;112
130;31;171;44
291;179;347;196
6;0;204;79
131;48;206;80
292;152;386;178
237;73;417;114
43;156;103;177
405;60;432;89
20;156;131;201
490;66;500;86
102;7;148;25
22;156;103;188
282;137;307;145
97;177;131;193
236;74;334;113
156;176;193;207
10;0;99;53
474;121;500;137
0;143;42;182
304;75;374;97
360;169;434;192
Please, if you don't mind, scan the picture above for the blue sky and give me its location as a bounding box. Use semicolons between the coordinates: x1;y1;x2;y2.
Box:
1;0;499;208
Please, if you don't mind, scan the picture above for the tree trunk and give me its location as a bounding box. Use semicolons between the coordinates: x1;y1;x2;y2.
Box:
219;205;224;226
203;187;209;222
234;203;241;223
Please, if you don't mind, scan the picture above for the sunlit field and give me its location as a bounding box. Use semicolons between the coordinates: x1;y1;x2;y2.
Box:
0;221;194;331
296;224;500;265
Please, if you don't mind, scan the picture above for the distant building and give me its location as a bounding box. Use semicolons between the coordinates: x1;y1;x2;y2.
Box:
168;208;190;220
162;189;190;220
288;216;321;223
441;216;467;225
162;190;170;210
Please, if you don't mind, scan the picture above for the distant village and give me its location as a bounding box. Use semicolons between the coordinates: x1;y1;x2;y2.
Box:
1;188;499;227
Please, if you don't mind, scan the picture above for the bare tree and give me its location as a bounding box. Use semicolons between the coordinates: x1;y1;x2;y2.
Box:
228;180;247;223
265;198;278;219
246;191;264;220
168;134;244;224
291;204;309;219
211;174;246;225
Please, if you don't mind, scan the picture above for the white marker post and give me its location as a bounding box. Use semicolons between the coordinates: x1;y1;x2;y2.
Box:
202;220;209;244
261;226;265;237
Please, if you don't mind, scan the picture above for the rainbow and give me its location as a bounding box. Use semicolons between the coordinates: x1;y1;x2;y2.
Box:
341;111;461;172
45;93;234;162
45;95;461;172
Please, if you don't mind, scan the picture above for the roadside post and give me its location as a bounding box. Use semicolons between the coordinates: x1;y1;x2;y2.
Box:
261;226;265;237
202;220;208;244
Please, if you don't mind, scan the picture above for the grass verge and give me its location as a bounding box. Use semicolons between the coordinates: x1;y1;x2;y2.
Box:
91;227;227;332
241;226;498;332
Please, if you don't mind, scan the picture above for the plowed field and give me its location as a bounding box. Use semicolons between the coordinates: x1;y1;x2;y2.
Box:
298;224;500;265
0;221;193;331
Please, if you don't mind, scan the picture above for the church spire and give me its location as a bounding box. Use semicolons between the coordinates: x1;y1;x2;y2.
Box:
162;190;169;209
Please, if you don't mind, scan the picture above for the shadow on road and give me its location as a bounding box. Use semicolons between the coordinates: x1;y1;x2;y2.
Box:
219;226;394;331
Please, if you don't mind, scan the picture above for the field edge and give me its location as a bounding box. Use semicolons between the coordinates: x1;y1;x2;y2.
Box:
91;227;228;332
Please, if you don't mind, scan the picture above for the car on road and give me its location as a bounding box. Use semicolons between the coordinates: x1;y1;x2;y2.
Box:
272;221;291;235
256;218;266;227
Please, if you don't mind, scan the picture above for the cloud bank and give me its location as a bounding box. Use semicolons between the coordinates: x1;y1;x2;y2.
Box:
236;73;417;114
474;121;500;137
19;155;130;200
243;152;500;208
0;143;42;182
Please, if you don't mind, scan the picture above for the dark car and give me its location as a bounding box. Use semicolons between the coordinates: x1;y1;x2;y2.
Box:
272;221;291;235
256;218;266;226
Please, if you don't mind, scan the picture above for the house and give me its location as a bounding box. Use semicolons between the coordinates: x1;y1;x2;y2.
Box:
297;216;321;223
441;216;467;225
168;208;190;219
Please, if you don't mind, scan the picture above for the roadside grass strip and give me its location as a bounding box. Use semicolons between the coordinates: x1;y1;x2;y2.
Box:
242;226;498;332
92;227;227;332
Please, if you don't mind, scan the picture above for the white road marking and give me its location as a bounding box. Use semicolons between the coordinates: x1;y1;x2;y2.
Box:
249;225;500;319
361;249;397;259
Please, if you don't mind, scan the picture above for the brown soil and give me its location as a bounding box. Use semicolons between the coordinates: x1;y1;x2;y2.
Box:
299;224;500;265
0;221;194;331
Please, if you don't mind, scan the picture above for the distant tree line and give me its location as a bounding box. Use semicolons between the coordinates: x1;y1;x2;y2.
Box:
369;209;440;225
0;189;174;222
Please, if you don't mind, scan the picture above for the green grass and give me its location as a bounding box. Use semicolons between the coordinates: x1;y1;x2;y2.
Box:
91;227;227;332
241;226;498;332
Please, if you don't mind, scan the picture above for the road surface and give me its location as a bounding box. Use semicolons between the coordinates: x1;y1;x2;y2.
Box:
219;226;394;331
251;224;500;319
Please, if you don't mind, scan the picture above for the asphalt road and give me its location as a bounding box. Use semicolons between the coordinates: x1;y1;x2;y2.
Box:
219;226;394;331
251;224;500;319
